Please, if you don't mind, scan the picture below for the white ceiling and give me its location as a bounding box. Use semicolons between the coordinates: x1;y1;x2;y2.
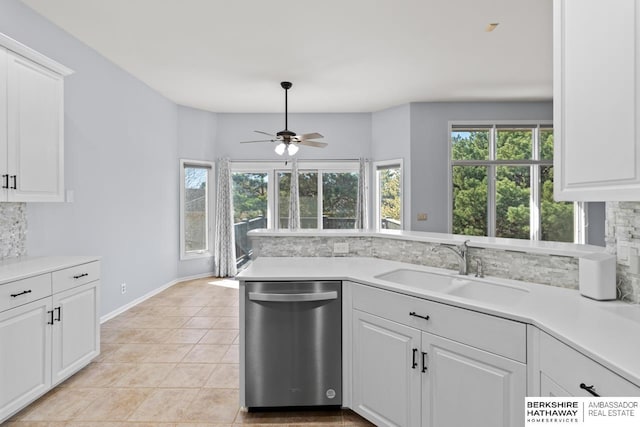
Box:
20;0;553;113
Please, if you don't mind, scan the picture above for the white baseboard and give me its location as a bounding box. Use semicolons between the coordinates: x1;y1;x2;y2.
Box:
100;272;215;324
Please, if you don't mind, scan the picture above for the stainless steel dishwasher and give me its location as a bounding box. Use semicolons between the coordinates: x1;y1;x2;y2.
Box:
244;280;342;409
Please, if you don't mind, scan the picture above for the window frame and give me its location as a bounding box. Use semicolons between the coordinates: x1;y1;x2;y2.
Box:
373;159;404;231
179;159;214;260
447;120;582;243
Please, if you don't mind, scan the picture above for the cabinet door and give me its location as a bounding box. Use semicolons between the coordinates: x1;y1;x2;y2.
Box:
352;309;421;427
422;332;526;427
7;51;64;202
0;298;52;421
540;372;572;397
0;47;7;202
51;281;100;386
554;0;640;201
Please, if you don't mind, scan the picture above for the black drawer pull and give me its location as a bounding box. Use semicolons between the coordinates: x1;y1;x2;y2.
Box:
10;175;17;190
421;351;428;373
409;311;430;321
580;383;600;397
412;348;418;369
54;306;62;322
47;310;54;325
73;273;89;279
10;289;32;298
1;174;8;189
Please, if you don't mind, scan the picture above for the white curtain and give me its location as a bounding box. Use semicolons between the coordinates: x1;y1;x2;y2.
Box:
355;157;369;229
214;158;237;277
288;158;300;230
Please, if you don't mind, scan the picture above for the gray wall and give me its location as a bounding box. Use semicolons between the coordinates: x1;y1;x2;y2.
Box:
215;113;372;160
0;0;180;316
371;104;412;228
409;101;554;232
177;106;217;278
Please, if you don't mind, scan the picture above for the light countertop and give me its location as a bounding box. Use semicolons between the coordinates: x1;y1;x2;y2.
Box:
237;256;640;388
0;256;101;285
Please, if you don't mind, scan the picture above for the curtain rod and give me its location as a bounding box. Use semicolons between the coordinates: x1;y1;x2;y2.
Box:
226;158;366;163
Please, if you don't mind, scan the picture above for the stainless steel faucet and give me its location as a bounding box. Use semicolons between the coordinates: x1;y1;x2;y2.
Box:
433;240;470;275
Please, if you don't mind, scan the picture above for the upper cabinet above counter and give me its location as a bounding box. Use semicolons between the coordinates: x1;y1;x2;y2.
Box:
0;32;73;203
554;0;640;201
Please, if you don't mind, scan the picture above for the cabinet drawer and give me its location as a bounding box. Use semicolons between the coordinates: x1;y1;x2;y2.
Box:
0;274;52;312
539;331;640;396
352;283;526;362
52;262;100;294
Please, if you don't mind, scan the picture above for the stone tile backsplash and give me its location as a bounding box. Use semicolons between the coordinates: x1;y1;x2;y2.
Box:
251;235;580;290
0;202;27;259
606;202;640;303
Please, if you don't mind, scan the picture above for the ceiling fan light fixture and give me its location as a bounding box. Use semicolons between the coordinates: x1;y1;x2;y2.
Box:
275;142;286;155
287;144;299;156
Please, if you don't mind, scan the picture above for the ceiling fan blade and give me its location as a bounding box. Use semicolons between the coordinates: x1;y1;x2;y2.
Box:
298;140;328;148
240;139;274;143
254;130;276;137
298;132;324;140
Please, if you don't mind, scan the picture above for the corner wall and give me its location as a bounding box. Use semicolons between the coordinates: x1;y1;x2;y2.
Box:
0;0;179;315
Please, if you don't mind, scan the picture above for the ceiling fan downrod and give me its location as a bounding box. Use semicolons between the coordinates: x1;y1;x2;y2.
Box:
281;81;292;133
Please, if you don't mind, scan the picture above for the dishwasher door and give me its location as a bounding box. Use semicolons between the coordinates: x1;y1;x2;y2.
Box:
245;281;342;409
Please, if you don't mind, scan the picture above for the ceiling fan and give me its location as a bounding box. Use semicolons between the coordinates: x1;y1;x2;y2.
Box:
240;81;328;156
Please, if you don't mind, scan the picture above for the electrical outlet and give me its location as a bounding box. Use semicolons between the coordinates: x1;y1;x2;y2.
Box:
333;242;349;254
121;283;127;294
417;213;428;221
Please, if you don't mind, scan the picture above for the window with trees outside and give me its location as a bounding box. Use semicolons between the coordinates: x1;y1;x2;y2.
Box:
450;123;576;242
231;161;360;266
180;160;213;259
374;161;402;230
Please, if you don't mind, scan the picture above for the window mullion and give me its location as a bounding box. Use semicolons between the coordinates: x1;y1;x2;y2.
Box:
317;171;323;229
531;126;541;240
488;126;496;237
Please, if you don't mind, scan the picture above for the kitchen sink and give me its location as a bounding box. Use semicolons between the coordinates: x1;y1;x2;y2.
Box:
446;280;529;305
374;268;466;292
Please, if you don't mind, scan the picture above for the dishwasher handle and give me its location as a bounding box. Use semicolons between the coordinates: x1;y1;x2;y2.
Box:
248;291;338;303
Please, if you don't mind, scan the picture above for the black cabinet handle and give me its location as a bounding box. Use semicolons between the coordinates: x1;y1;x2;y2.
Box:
1;174;8;189
412;348;418;369
409;311;430;321
73;273;89;279
47;310;54;325
10;175;17;190
580;383;600;397
421;351;428;373
54;306;61;322
10;289;32;298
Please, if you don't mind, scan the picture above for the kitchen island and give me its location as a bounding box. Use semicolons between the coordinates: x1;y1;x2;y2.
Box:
237;255;640;427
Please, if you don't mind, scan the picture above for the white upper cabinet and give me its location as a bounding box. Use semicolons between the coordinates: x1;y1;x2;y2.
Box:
0;33;73;202
554;0;640;201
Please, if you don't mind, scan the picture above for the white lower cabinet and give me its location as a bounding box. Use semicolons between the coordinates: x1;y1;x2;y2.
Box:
51;281;100;385
349;283;526;427
422;332;526;427
0;260;100;423
0;298;52;421
535;330;640;397
352;309;421;427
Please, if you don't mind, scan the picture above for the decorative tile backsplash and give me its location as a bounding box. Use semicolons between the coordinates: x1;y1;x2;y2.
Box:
0;202;27;259
606;202;640;303
250;235;580;290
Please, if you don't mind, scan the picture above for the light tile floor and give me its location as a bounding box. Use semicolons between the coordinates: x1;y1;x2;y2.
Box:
5;277;373;427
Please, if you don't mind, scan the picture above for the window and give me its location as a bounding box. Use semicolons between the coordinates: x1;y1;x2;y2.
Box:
450;123;576;242
180;160;213;259
231;160;361;263
232;172;268;266
374;160;403;230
